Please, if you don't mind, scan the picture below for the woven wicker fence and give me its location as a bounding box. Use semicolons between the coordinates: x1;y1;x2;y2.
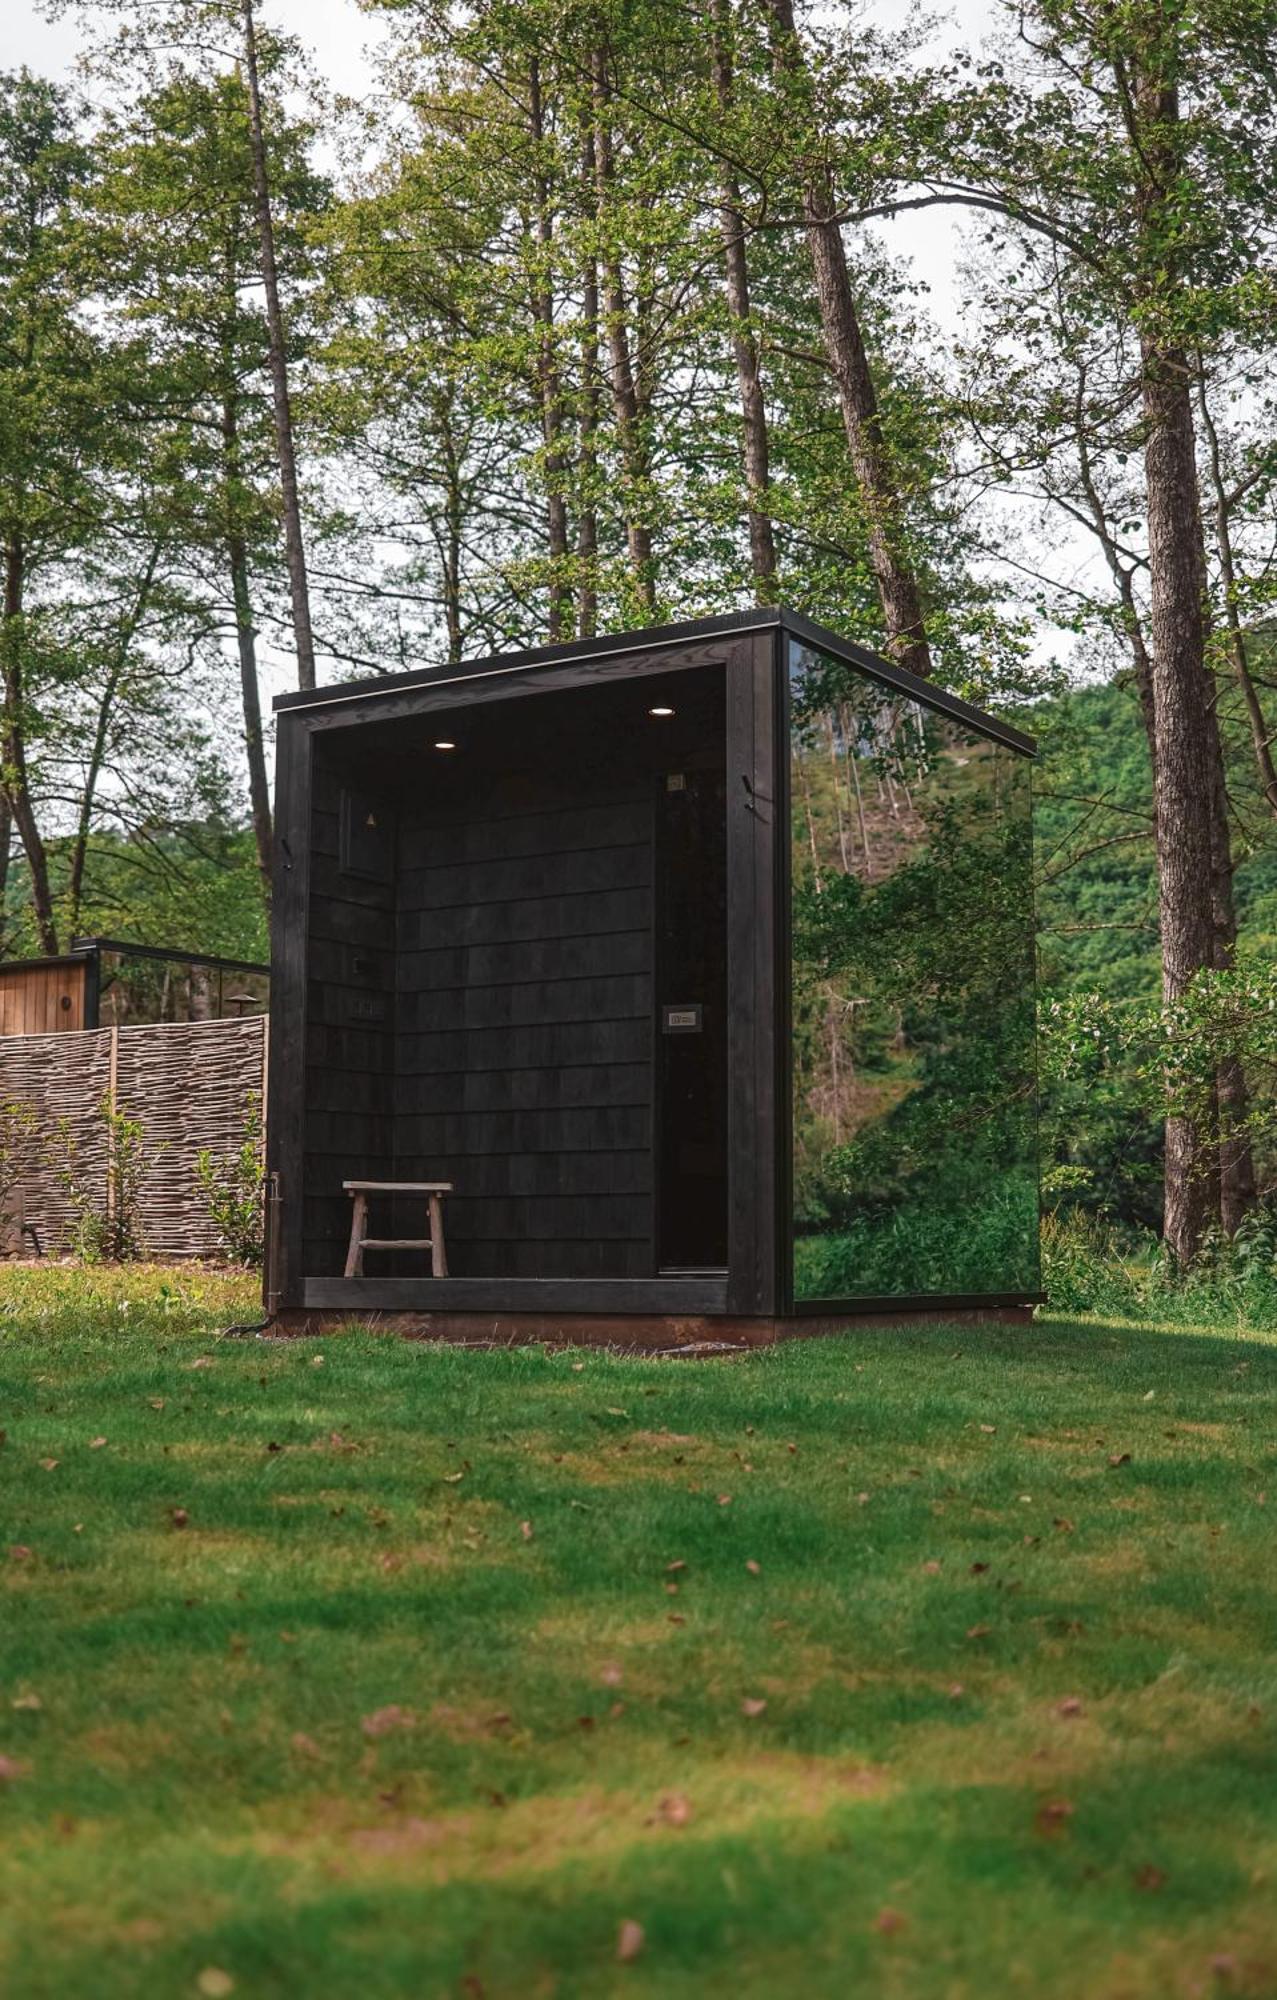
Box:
0;1015;267;1260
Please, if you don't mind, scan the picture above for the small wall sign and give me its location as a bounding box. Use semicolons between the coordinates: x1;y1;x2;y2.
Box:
662;1004;703;1034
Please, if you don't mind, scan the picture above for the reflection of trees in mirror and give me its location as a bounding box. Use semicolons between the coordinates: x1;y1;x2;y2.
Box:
789;644;1038;1300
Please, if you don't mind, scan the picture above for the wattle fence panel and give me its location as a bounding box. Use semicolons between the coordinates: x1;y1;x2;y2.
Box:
0;1015;266;1260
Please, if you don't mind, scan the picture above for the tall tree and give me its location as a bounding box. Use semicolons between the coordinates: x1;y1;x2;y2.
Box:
929;0;1277;1255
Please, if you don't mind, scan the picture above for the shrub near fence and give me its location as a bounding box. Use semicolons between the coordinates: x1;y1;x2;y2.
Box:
0;1015;267;1260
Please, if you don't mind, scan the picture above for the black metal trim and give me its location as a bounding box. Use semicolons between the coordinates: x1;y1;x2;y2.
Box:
775;632;796;1316
779;609;1036;756
271;606;1036;756
71;936;269;977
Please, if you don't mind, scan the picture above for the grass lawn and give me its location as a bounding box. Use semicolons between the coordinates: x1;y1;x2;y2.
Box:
2;1271;1276;1998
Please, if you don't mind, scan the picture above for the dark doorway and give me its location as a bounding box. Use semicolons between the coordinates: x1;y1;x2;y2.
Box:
655;765;729;1269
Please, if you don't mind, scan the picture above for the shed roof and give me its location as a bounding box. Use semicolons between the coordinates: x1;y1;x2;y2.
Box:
273;606;1035;756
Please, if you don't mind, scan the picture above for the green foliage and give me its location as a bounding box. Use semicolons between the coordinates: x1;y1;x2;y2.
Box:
1041;1205;1277;1329
51;1092;149;1264
196;1094;264;1266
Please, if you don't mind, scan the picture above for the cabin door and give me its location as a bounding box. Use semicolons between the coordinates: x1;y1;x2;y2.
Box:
654;765;729;1270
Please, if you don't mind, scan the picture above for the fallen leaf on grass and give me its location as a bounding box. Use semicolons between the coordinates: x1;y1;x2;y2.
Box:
0;1756;30;1782
10;1693;41;1712
196;1969;234;1996
617;1919;645;1963
362;1705;415;1739
874;1908;907;1935
350;1817;448;1856
656;1793;691;1827
740;1697;767;1718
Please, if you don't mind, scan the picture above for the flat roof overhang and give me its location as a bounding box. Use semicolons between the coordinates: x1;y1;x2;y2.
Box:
273;607;1036;759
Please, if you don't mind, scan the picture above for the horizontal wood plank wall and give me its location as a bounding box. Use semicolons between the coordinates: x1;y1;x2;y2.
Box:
301;758;397;1275
394;773;654;1277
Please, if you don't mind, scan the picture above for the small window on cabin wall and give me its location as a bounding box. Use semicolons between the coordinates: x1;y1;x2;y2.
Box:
787;638;1039;1304
340;786;394;883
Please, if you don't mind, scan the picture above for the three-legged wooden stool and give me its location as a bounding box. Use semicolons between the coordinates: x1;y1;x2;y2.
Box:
342;1180;452;1278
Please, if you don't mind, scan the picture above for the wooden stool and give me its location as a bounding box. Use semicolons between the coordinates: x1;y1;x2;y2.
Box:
342;1180;452;1278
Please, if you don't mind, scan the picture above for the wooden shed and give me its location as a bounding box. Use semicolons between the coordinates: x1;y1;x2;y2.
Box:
264;608;1039;1342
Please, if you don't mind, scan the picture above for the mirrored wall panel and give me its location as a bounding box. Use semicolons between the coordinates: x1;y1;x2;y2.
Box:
789;640;1038;1302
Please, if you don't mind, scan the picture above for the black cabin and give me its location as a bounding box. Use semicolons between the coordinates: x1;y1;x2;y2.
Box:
265;608;1039;1335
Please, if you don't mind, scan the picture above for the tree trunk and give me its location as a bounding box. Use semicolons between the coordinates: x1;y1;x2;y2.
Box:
438;390;464;665
528;55;571;642
1141;344;1218;1260
1132;50;1230;1261
577;120;601;640
591;47;656;614
710;0;778;603
67;542;164;938
762;0;931;677
0;797;11;957
241;0;317;691
1;529;57;953
220;384;273;895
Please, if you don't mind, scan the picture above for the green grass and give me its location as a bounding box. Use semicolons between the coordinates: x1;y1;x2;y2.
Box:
2;1270;1276;1998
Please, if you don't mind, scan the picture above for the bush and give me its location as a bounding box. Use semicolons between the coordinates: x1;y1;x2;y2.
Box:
196;1096;264;1267
51;1094;148;1264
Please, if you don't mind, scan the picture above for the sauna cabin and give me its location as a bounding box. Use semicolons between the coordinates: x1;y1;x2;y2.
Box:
265;608;1039;1337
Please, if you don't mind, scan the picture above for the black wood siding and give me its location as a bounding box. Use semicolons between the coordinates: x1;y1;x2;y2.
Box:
301;760;397;1274
394;779;654;1276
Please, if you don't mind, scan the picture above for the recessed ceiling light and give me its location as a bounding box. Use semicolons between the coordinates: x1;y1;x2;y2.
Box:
434;739;457;750
648;705;675;718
